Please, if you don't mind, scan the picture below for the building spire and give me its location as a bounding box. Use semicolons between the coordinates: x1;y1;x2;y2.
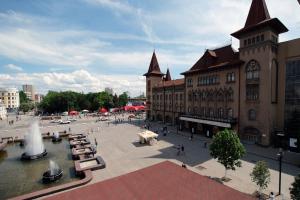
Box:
244;0;270;28
231;0;288;39
143;51;164;77
165;68;171;81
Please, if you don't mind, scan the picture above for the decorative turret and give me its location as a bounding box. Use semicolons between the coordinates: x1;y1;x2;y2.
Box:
143;51;164;77
231;0;288;39
165;68;172;81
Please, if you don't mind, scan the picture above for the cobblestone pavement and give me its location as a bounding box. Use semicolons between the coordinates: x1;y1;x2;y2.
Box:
1;114;297;199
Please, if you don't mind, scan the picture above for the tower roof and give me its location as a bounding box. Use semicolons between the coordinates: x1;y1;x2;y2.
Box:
231;0;288;38
143;51;164;77
244;0;270;28
165;68;172;81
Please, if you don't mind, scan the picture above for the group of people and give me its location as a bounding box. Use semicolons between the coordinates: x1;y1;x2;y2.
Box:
176;144;185;156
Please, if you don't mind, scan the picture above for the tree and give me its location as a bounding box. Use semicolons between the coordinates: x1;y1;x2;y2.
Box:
250;161;271;197
209;129;245;179
19;91;30;104
290;174;300;200
19;102;35;112
119;92;129;106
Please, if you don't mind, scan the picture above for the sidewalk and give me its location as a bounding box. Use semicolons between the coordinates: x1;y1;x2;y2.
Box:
148;121;300;167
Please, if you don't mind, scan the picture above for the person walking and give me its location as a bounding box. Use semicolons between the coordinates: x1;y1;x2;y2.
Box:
181;144;185;155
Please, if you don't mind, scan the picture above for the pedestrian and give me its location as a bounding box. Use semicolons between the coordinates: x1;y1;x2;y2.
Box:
69;127;71;132
203;142;207;148
269;192;275;200
94;138;98;146
181;144;185;155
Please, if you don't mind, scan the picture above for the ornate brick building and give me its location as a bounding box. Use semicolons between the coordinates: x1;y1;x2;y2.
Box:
144;0;300;147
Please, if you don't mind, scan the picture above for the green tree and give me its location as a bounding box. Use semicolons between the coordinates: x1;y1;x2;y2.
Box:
290;174;300;200
113;94;119;107
209;129;245;179
19;102;35;112
119;92;128;106
250;161;271;197
19;91;30;104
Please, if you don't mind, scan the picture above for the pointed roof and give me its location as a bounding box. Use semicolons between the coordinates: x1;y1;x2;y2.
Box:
165;68;172;81
244;0;270;28
231;0;288;39
143;51;164;77
181;45;243;75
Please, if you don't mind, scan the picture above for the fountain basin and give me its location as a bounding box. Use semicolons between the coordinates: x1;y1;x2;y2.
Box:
42;169;63;183
21;149;48;160
72;146;96;160
70;139;90;148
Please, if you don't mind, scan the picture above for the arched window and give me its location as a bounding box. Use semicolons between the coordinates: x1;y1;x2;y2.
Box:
228;108;233;119
209;108;214;117
228;87;234;101
248;109;256;121
246;60;260;80
218;108;224;118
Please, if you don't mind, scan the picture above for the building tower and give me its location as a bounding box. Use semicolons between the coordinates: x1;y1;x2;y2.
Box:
231;0;288;145
143;51;164;120
165;68;172;81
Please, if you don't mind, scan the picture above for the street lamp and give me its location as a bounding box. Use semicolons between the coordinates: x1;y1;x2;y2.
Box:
277;148;284;195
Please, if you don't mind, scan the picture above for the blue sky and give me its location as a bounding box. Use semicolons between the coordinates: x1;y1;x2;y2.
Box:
0;0;299;96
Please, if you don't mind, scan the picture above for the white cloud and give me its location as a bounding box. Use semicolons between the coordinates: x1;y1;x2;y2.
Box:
83;0;135;14
0;70;145;97
4;63;23;72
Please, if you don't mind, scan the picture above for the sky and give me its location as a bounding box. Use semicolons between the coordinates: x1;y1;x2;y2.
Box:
0;0;299;97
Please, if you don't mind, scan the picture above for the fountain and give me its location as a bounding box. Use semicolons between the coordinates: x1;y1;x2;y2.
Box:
52;132;62;143
42;160;63;183
21;120;47;160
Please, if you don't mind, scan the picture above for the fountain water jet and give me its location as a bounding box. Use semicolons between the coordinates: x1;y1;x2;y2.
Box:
52;131;62;142
42;160;63;183
21;120;47;160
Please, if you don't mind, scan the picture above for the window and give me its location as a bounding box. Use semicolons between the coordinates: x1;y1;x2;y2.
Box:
252;37;255;44
218;108;224;118
227;72;235;82
227;88;234;101
248;109;256;121
246;60;260;80
261;34;264;41
256;35;260;43
244;40;247;46
248;38;251;45
187;78;193;87
228;108;233;119
246;85;259;101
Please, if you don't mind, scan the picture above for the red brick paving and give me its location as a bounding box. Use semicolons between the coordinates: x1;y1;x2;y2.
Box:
46;161;254;200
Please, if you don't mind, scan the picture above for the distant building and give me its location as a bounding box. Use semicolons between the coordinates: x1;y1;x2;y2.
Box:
34;94;44;103
22;84;35;101
105;87;113;95
0;99;7;120
0;87;20;110
144;0;300;147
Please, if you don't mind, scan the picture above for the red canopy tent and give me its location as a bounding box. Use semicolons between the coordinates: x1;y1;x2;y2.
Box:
99;108;108;113
69;110;78;115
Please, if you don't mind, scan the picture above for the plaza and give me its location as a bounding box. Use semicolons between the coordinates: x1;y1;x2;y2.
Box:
0;113;297;199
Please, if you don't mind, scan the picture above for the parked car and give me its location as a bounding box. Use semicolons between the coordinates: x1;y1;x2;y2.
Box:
59;120;71;124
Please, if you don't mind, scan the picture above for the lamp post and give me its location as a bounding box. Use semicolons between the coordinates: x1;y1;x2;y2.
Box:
277;148;284;195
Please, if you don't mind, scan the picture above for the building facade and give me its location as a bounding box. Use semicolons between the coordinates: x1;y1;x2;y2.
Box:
0;99;7;120
22;84;35;101
0;88;20;110
144;0;300;147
